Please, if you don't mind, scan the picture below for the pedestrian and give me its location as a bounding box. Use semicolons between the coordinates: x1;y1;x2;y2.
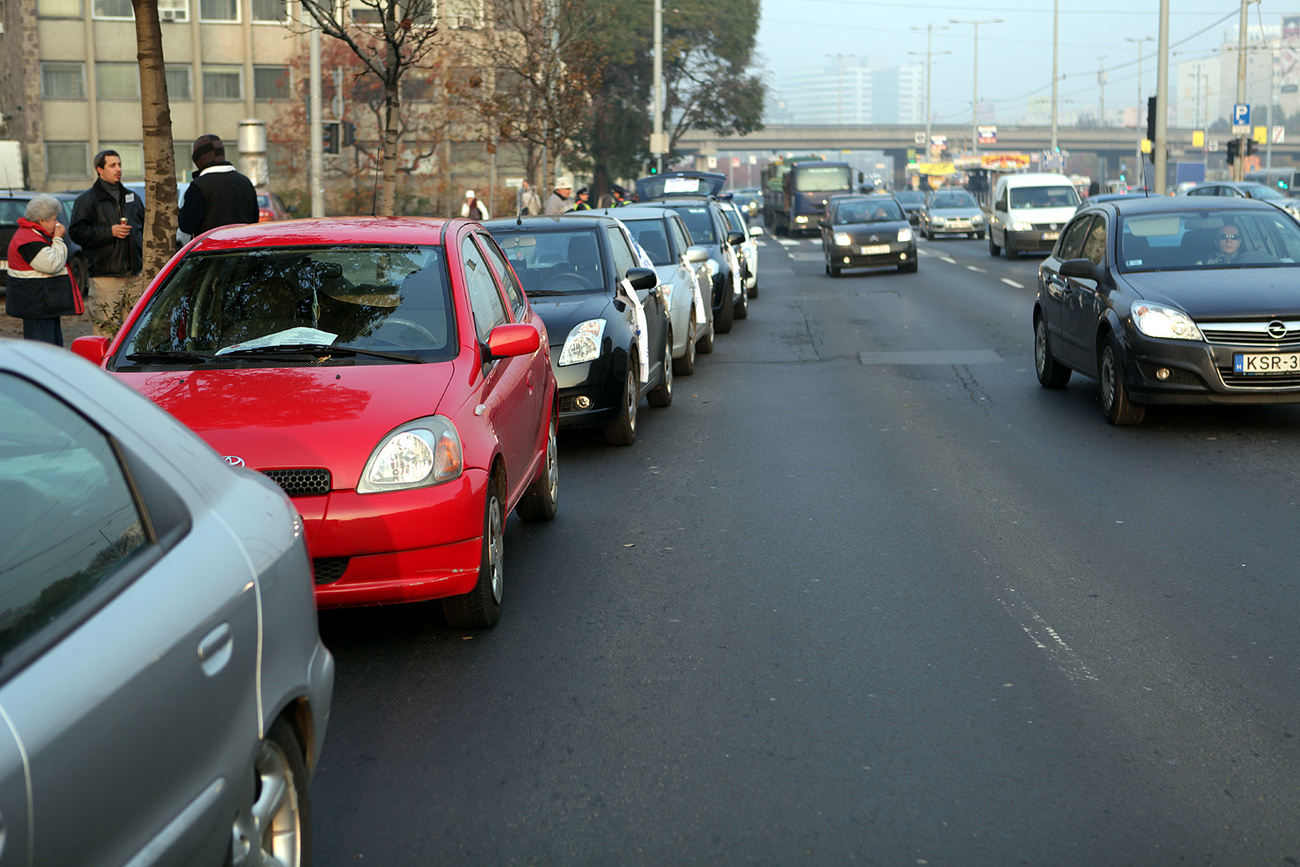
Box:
178;134;259;238
5;194;83;346
610;185;629;207
517;179;542;216
69;149;145;337
461;189;489;220
573;187;593;210
545;176;573;215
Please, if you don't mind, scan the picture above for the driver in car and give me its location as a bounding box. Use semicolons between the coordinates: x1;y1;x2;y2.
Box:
1205;224;1245;265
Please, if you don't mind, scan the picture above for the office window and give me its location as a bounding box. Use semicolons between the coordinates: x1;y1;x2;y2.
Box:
401;0;432;25
202;67;242;100
199;0;236;21
443;0;481;28
101;142;144;179
41;62;85;100
92;0;132;17
96;63;140;100
38;0;83;18
350;0;380;25
46;142;89;179
166;65;192;101
254;66;290;100
402;76;432;102
158;0;189;21
251;0;286;21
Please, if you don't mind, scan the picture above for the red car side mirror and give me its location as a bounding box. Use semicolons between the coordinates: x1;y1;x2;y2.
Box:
71;335;110;365
485;323;540;359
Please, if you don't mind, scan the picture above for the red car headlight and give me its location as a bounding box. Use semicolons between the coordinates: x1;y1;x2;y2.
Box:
357;416;463;493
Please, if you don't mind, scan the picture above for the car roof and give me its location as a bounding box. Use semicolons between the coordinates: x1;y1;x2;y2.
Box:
604;206;679;220
185;216;462;251
484;214;621;231
1079;195;1282;216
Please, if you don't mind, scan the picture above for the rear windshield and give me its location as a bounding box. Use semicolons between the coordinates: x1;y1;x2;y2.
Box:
1118;209;1300;272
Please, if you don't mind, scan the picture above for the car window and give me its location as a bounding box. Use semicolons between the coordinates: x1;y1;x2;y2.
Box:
1056;215;1095;260
1118;209;1300;272
1186;187;1213;197
475;232;527;321
1080;217;1107;266
793;165;853;192
461;236;509;342
670;206;717;245
116;245;457;360
930;191;977;209
720;206;744;234
1009;185;1080;208
625;219;673;266
667;214;691;257
0;372;148;671
605;225;638;277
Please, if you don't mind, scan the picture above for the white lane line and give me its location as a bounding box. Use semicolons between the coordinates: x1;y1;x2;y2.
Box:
1002;278;1025;289
940;256;956;264
996;593;1098;683
965;265;986;273
777;239;801;247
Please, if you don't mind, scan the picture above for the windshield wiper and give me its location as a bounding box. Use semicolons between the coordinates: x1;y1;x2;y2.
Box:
219;343;424;363
125;349;217;364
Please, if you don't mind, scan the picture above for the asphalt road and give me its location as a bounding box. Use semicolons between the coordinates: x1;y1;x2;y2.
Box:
312;230;1300;866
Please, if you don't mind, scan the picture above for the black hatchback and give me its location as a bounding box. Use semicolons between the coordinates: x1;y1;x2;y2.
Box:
1034;196;1300;425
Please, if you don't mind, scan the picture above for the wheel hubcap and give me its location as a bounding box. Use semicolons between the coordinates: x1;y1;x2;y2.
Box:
487;495;503;604
544;420;558;501
1100;348;1117;410
237;739;301;867
1035;321;1048;374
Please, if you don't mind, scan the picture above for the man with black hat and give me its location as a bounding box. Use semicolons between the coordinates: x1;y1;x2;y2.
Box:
179;134;259;238
69;149;145;337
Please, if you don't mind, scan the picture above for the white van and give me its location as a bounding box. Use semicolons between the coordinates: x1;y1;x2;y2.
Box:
987;172;1080;259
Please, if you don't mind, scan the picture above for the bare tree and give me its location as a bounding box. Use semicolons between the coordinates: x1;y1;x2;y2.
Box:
130;0;179;282
297;0;454;215
475;0;607;190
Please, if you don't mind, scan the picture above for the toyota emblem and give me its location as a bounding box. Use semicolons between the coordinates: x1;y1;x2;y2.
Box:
1268;321;1288;339
224;456;246;467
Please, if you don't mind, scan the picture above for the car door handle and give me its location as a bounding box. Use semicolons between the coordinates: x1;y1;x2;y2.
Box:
197;622;233;677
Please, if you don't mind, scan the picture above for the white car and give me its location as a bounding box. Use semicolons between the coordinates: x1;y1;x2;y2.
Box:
615;206;716;375
719;199;760;297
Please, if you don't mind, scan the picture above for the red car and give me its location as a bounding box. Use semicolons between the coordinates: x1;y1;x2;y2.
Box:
72;217;558;628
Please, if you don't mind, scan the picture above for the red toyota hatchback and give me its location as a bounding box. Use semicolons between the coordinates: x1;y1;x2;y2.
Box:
73;217;558;628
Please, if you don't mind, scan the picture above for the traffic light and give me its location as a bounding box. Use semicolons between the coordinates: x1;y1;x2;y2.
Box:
1226;139;1240;165
1246;138;1258;157
648;164;658;175
322;121;340;155
342;120;356;148
1146;96;1158;145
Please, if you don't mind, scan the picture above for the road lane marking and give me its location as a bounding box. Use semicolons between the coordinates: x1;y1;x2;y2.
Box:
777;239;801;247
859;349;1003;365
1002;278;1025;289
996;593;1098;682
965;265;986;273
940;256;956;264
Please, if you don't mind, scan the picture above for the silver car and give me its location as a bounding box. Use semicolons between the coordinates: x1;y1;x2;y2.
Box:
0;339;332;866
920;188;987;240
616;206;716;375
718;199;760;296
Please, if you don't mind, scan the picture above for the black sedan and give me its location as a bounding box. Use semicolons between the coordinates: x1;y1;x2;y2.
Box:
1034;196;1300;425
893;190;926;226
819;195;918;277
486;214;672;446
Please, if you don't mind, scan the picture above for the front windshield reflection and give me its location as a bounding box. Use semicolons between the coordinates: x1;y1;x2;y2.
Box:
1118;209;1300;271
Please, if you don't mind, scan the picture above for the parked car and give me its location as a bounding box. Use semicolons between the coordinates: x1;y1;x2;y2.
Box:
258;188;294;222
727;189;762;223
893;189;926;226
486;213;673;446
634;171;748;331
1;191;89;293
1179;180;1300;220
72;216;558;628
0;338;333;865
718;198;760;297
988;171;1080;259
1034;196;1300;425
819;194;918;276
920;188;986;240
612;205;715;375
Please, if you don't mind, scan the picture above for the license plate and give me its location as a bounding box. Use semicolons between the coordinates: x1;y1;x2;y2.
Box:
1041;231;1060;241
1234;352;1300;374
861;244;891;255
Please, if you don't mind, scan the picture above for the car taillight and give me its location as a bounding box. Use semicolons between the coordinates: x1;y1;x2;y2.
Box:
258;209;273;222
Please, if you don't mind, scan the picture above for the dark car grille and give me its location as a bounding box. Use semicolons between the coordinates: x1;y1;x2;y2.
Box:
1219;371;1300;388
1201;320;1300;351
262;468;331;498
313;557;349;585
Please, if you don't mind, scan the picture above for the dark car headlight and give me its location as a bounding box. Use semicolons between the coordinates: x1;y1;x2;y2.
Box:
558;318;607;365
1131;301;1204;341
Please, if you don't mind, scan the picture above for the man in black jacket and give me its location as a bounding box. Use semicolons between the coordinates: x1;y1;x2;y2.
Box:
69;149;145;337
179;134;259;238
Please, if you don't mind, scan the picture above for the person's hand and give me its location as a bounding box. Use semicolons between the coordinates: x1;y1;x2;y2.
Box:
111;221;131;239
52;222;66;239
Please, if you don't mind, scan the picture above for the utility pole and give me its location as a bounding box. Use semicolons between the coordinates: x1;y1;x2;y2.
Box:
950;19;1001;158
1154;0;1169;194
651;0;665;174
1051;0;1059;152
909;24;950;166
1235;0;1249;181
1126;36;1154;188
1097;56;1107;127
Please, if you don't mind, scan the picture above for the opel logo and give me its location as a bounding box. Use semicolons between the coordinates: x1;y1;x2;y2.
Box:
224;456;246;467
1268;321;1288;339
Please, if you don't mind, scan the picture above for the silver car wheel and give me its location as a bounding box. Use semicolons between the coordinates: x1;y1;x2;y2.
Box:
486;492;504;605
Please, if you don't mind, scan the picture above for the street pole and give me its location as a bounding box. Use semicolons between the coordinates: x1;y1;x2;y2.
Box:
651;0;664;174
1154;0;1169;194
1235;0;1249;182
909;24;949;170
309;24;323;217
1051;0;1059;153
1126;36;1154;189
1097;55;1107;127
950;19;1001;159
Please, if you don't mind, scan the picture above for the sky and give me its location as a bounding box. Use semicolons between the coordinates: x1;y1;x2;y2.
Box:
754;0;1299;124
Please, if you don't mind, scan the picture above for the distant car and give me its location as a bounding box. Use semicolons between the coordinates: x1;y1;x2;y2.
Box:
634;171;748;331
920;189;986;240
486;213;673;446
0;338;333;865
1034;196;1300;425
819;194;918;276
1;191;89;294
726;189;762;223
257;188;293;222
717;198;760;297
74;216;559;628
1179;181;1300;220
614;205;716;375
893;190;926;225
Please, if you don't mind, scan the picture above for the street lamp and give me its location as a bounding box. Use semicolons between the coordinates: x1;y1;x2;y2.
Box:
950;18;1001;157
909;24;950;165
1125;36;1155;188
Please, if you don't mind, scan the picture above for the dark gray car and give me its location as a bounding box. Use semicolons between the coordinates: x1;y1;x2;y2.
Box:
0;339;333;865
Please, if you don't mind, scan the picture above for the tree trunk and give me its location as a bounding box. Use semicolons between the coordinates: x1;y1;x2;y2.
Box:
131;0;178;279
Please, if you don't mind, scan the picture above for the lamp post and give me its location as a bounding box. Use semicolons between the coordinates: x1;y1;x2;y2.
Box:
1126;36;1155;188
950;18;1001;157
909;24;950;166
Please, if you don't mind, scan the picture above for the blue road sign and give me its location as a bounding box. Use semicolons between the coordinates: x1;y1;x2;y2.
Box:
1233;103;1252;134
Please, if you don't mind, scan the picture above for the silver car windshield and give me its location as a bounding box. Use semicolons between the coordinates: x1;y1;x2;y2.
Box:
1118;210;1300;272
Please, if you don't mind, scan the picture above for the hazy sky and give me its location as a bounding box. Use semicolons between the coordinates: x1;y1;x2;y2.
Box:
755;0;1297;123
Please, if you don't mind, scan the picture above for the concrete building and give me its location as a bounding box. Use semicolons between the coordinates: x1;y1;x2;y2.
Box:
766;57;922;126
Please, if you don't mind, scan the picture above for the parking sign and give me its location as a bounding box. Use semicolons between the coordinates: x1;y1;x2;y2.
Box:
1233;104;1251;135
